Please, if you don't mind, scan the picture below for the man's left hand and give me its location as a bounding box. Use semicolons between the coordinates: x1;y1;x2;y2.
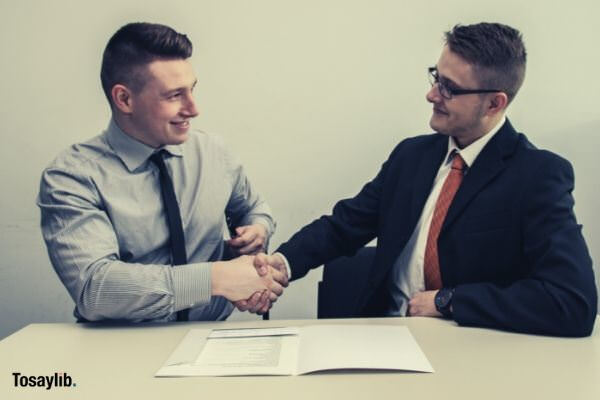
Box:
408;290;442;317
227;224;267;255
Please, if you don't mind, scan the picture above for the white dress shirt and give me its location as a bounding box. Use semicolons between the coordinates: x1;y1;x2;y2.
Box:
387;116;506;316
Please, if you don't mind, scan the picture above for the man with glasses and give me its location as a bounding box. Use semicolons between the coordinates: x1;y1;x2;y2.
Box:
246;22;597;336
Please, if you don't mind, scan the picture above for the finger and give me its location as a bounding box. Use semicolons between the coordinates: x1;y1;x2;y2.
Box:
268;290;279;302
239;229;258;243
243;292;263;311
258;300;271;315
227;230;252;248
411;304;424;316
255;301;271;315
230;228;258;247
260;289;269;304
270;266;289;287
238;239;263;255
407;298;415;316
227;236;247;248
235;299;249;312
268;254;287;273
249;291;270;313
253;254;270;275
267;280;284;296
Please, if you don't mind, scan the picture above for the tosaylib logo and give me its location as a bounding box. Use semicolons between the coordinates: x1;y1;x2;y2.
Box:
12;372;76;389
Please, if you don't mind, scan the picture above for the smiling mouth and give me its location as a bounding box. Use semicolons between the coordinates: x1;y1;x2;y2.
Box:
171;120;190;128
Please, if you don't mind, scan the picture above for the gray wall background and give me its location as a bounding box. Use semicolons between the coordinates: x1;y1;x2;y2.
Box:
1;0;598;339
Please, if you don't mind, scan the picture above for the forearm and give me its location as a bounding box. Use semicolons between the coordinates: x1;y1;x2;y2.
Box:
278;200;378;280
453;274;597;336
451;214;596;337
276;146;399;279
72;258;212;321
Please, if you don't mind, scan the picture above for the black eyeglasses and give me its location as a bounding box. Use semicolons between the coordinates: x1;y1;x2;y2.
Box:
428;67;502;100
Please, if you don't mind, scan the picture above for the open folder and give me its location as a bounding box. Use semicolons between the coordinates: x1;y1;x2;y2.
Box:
156;324;434;376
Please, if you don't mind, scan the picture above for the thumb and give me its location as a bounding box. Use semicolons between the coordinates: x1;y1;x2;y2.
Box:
253;253;269;276
235;226;247;236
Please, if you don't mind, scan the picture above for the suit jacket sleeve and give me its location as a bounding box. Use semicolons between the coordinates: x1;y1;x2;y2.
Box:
452;153;597;337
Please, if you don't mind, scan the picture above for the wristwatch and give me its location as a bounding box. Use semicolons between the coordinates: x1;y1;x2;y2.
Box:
435;288;455;318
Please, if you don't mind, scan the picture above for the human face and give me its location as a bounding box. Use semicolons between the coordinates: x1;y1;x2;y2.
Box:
426;46;490;147
127;59;199;148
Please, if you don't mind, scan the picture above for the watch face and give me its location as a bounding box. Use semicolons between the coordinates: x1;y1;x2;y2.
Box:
435;289;453;312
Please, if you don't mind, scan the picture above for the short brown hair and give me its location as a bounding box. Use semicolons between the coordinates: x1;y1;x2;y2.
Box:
100;22;193;105
445;22;527;104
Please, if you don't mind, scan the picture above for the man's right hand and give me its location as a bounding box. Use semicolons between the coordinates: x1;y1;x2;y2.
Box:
234;253;289;314
254;253;289;285
211;255;284;302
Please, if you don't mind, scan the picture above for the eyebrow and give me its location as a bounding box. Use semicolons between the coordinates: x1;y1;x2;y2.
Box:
435;72;460;90
162;79;198;96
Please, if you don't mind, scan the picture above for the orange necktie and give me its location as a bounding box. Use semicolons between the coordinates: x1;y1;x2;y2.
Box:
424;153;465;290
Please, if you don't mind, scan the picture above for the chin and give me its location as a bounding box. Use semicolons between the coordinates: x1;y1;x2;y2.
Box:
429;117;447;135
167;131;189;145
174;135;189;145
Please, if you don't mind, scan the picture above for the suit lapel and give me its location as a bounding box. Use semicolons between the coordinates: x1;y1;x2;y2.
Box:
373;135;446;285
408;136;448;231
441;119;519;233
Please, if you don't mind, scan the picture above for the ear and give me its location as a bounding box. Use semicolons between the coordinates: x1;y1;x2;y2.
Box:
486;92;509;116
111;84;134;114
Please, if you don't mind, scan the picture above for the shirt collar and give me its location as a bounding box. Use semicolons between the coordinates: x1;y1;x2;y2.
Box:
106;118;184;172
444;115;506;169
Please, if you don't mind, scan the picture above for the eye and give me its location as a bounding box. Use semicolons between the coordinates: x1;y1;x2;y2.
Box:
440;78;459;92
168;92;182;100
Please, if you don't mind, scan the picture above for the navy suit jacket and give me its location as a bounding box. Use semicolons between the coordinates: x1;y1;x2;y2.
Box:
278;120;597;336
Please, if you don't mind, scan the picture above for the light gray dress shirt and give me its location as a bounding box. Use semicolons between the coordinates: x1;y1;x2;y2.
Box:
387;116;506;316
37;119;275;322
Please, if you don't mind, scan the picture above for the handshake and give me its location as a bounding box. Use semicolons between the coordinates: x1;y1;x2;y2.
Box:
211;253;289;315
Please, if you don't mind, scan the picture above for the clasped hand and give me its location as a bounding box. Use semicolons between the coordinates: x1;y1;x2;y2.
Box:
233;253;289;314
211;254;285;309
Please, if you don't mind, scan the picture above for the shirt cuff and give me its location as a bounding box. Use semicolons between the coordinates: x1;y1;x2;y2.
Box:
171;262;212;311
274;252;292;280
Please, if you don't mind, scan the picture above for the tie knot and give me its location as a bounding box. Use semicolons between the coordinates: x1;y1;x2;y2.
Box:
149;150;167;167
451;153;465;171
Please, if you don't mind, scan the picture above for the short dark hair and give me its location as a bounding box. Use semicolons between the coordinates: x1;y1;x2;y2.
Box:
444;22;527;104
100;22;193;105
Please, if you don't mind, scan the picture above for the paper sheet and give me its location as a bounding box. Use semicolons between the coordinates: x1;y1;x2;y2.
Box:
296;325;434;374
156;324;433;376
191;335;299;376
208;327;299;338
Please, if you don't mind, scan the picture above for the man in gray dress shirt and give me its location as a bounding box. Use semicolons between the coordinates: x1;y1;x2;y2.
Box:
37;22;284;322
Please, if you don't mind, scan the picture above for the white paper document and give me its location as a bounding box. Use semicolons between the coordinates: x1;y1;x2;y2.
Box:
208;326;300;338
156;324;434;376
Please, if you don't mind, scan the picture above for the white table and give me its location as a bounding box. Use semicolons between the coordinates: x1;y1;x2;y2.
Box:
1;317;598;400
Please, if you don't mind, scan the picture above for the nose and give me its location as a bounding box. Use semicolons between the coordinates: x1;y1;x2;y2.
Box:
426;83;442;104
182;93;199;118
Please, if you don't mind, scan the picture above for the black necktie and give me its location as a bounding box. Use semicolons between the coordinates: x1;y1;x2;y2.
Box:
150;150;189;321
